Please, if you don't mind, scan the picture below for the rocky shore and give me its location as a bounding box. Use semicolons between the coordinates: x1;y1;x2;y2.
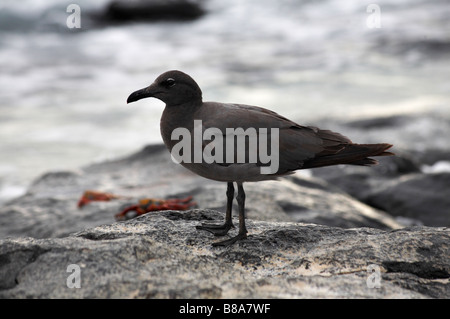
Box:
0;113;449;298
1;212;448;298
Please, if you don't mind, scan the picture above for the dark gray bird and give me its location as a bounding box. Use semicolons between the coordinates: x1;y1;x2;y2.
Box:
127;70;394;246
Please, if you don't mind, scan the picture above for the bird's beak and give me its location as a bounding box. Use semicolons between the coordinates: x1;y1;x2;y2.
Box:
127;83;157;104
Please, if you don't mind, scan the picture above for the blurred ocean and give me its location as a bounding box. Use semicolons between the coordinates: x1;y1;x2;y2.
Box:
0;0;449;203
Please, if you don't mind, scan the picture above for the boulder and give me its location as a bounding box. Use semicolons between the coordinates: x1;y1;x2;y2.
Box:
0;210;448;298
309;113;450;227
311;153;422;202
103;0;206;22
311;152;450;227
366;173;450;227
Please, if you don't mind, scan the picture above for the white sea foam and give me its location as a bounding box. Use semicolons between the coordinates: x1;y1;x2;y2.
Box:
422;161;450;174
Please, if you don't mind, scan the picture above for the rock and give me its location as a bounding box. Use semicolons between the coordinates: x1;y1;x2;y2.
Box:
251;175;400;230
309;113;450;227
103;0;206;22
366;173;450;227
0;144;401;239
410;149;450;166
375;38;450;60
0;210;448;298
311;154;421;203
311;148;450;227
311;168;450;227
0;144;197;238
344;115;412;130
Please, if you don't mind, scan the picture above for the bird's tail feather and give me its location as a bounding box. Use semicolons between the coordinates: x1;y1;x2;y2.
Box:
302;143;394;168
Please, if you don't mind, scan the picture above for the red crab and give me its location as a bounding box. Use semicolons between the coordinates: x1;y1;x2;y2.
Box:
77;190;127;208
77;190;195;220
114;196;196;221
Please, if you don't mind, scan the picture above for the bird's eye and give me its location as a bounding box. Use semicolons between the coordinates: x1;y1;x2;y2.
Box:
162;78;176;88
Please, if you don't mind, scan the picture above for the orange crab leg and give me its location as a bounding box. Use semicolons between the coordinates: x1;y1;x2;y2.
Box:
77;190;126;208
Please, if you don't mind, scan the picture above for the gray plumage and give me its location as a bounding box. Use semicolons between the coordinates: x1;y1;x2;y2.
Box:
127;70;393;246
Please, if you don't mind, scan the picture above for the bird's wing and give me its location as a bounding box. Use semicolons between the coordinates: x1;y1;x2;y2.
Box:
200;102;300;130
196;102;352;173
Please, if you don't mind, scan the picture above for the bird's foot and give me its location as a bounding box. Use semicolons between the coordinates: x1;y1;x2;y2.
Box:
196;222;234;236
211;232;247;247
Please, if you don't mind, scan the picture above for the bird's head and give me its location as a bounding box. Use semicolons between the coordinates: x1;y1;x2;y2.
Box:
127;70;202;106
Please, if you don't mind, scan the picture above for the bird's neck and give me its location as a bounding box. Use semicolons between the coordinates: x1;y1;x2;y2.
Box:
160;102;202;150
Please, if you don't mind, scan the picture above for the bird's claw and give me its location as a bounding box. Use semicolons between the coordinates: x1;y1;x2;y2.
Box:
211;232;248;247
196;222;234;236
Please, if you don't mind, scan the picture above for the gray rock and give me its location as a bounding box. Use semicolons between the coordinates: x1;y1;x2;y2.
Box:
311;154;421;201
410;149;450;166
103;0;206;22
366;173;450;227
311;156;450;227
0;210;448;298
309;114;450;227
344;115;412;130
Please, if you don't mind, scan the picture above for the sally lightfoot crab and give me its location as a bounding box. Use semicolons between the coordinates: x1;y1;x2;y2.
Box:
77;190;196;220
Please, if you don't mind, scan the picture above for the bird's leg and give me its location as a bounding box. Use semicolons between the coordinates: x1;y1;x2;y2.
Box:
196;182;235;236
212;182;248;247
